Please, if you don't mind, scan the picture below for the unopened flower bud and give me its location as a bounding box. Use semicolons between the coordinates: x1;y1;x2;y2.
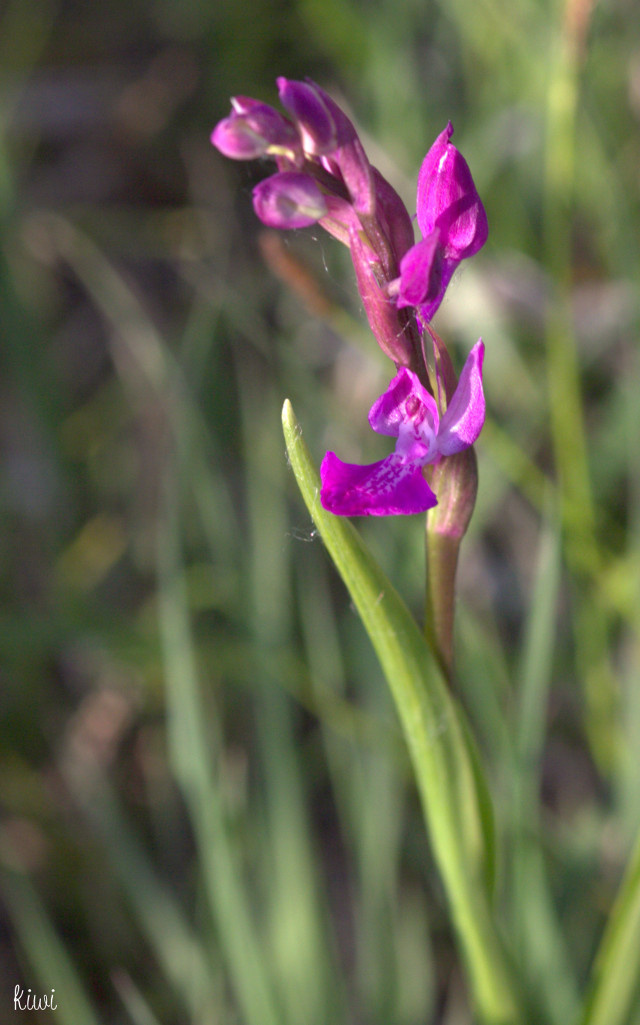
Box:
278;78;375;218
277;77;354;156
211;98;300;162
252;172;328;229
417;122;488;262
391;122;490;322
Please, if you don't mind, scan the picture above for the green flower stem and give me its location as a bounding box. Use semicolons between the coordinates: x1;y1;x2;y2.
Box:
283;400;524;1025
425;527;459;679
425;446;479;679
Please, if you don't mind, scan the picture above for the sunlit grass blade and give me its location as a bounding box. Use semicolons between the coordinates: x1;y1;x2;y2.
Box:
282;398;524;1025
237;364;347;1024
61;770;218;1021
542;8;618;777
1;865;100;1025
579;826;640;1025
158;480;283;1025
516;511;562;768
511;511;580;1025
111;970;163;1025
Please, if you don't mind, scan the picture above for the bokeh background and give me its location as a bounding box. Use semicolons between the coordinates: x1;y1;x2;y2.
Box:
1;0;640;1022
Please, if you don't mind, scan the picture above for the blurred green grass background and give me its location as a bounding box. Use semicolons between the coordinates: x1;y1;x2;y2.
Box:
1;0;640;1022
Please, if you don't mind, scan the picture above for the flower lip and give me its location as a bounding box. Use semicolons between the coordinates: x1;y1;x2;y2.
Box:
320;451;438;517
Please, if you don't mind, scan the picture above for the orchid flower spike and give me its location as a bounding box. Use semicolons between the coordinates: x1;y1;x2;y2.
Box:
320;340;485;516
211;82;487;370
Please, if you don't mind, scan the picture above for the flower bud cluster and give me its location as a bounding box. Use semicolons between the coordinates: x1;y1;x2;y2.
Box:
213;79;487;374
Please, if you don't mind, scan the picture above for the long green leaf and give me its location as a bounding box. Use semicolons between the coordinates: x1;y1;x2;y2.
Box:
282;399;523;1025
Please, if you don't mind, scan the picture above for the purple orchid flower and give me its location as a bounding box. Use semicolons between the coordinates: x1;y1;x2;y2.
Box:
320;340;485;516
392;122;488;323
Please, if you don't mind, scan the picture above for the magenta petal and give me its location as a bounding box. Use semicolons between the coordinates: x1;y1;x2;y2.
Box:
277;78;338;154
416;259;456;323
416;122;488;261
320;451;437;516
397;233;442;309
277;77;357;156
211;100;300;161
415;123;453;232
211;117;267;160
252;172;327;228
368;368;438;439
437;340;485;456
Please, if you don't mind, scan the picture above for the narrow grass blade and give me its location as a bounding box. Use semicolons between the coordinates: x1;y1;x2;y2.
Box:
579;826;640;1025
511;513;579;1025
237;366;346;1025
157;484;282;1025
111;971;163;1025
62;772;218;1021
1;865;100;1025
